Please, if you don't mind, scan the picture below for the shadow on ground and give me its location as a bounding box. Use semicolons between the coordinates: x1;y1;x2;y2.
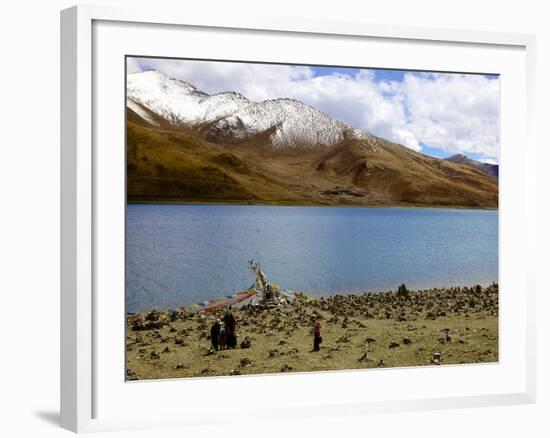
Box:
34;411;60;427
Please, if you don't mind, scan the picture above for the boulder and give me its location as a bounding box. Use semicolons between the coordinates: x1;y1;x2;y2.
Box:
240;337;252;349
126;369;138;381
240;358;252;367
431;352;442;365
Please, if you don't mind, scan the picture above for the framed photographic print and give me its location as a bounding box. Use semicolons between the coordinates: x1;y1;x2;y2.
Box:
61;5;536;433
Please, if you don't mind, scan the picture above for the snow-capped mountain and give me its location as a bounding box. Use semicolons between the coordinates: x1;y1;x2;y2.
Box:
126;71;499;208
127;71;251;126
127;70;372;149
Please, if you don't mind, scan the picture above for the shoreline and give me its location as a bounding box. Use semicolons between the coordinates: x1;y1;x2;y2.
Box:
127;200;498;211
126;283;499;380
127;281;499;316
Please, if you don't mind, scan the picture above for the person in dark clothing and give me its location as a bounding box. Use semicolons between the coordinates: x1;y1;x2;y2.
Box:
313;320;322;352
210;319;221;351
224;308;237;349
219;325;226;350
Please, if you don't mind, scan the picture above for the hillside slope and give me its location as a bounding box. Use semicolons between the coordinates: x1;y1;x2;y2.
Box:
445;153;499;178
126;72;498;208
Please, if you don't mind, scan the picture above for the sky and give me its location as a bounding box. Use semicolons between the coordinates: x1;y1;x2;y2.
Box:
127;57;500;164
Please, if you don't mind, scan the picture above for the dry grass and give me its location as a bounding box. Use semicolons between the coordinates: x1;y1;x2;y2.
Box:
126;284;498;380
126;112;498;208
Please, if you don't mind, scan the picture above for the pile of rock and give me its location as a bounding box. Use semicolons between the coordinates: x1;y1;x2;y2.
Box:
305;283;498;322
130;310;170;331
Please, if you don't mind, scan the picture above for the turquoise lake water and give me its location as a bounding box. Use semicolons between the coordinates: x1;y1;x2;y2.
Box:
126;204;498;313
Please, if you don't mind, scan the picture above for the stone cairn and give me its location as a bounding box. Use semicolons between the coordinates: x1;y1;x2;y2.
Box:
248;260;286;309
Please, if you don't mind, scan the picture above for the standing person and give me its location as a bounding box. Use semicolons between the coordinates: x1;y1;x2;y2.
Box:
224;308;237;349
219;324;226;350
313;320;322;352
210;319;221;351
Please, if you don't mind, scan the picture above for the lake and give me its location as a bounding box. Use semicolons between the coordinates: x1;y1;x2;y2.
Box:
126;204;498;313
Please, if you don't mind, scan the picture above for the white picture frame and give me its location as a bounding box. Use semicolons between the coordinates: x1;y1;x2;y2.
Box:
60;4;537;433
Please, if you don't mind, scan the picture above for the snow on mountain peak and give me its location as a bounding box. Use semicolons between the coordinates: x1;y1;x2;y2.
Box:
127;71;251;125
208;98;358;149
127;70;374;149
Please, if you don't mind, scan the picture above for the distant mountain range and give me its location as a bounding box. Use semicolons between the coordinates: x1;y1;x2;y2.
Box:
444;153;499;178
126;71;498;208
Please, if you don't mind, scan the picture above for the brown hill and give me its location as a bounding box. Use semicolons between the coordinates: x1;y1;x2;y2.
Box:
126;106;498;208
445;153;499;178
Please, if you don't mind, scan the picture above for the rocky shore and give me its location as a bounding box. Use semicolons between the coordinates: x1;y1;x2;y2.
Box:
126;283;498;380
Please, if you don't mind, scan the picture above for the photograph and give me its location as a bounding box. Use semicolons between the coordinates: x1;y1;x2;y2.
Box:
125;56;499;381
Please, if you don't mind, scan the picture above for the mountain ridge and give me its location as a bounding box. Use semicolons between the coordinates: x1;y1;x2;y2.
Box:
126;71;498;208
444;153;499;178
127;71;371;150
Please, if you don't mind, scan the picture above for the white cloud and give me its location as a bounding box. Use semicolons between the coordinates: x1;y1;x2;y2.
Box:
127;58;499;161
478;157;499;165
392;73;500;159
